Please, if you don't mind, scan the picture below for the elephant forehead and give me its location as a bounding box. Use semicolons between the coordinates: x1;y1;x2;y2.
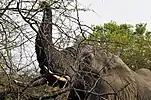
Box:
79;45;94;54
77;45;108;73
79;45;105;59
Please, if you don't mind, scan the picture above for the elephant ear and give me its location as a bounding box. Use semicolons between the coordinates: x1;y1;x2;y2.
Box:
135;68;151;84
135;68;151;76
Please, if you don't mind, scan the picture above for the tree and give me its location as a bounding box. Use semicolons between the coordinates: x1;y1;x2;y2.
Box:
135;23;147;35
88;21;151;70
0;0;92;99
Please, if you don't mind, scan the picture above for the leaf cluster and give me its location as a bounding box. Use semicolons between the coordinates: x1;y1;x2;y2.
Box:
88;21;151;70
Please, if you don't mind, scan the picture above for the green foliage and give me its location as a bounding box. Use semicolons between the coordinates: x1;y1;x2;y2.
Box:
88;21;151;70
135;23;147;35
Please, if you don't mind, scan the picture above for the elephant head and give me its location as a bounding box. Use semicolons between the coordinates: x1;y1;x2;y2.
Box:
67;45;151;100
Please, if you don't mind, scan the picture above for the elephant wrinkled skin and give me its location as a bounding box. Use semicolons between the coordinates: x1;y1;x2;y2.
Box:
67;45;151;100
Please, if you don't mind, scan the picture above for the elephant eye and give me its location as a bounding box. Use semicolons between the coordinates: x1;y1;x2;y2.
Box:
107;67;111;71
82;53;93;64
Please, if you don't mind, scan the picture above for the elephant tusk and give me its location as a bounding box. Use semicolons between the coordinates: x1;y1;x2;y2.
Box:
44;66;70;82
53;74;67;82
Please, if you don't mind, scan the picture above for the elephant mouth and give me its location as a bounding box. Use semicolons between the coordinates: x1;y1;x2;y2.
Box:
43;66;71;88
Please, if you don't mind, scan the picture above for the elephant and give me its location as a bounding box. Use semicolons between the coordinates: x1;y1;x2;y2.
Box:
35;1;151;100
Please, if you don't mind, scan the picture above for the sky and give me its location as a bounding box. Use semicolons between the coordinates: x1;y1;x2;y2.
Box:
79;0;151;31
